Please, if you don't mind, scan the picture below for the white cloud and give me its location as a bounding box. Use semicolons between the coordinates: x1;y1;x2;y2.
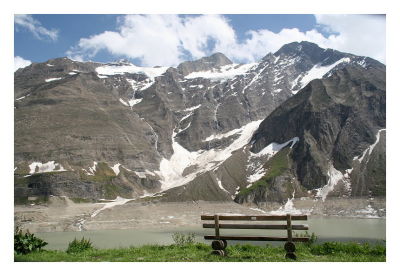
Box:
14;56;32;72
214;28;331;63
68;14;385;66
14;14;58;41
315;15;386;63
68;14;236;66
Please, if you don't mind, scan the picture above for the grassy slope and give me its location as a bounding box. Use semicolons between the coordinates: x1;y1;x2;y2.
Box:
15;242;386;262
238;147;291;197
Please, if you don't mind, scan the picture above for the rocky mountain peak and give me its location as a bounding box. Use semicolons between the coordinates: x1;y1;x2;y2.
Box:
206;52;232;64
274;41;323;57
108;59;133;66
177;52;232;76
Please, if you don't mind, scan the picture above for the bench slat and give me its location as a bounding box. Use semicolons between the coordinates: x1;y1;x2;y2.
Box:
204;235;310;242
202;223;309;230
201;215;307;221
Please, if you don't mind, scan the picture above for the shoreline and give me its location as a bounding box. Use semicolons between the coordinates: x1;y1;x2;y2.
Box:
14;196;386;234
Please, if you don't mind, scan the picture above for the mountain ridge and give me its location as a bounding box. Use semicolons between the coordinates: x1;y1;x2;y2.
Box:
14;41;385;205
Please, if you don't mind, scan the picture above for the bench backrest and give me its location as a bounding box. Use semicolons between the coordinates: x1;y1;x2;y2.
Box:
201;214;309;242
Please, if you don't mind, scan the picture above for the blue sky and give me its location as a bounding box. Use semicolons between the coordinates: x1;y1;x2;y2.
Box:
14;14;385;70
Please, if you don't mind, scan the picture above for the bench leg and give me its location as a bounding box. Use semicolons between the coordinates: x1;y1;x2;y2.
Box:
284;241;296;260
211;240;227;256
212;240;227;250
285;252;297;260
211;250;226;256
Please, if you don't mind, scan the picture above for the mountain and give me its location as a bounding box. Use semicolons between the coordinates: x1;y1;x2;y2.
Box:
14;41;385;205
235;64;385;205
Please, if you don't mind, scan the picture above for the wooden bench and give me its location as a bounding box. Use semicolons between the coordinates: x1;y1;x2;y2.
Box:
201;214;310;259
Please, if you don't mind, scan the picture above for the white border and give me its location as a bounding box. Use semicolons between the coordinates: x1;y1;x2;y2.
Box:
1;0;399;275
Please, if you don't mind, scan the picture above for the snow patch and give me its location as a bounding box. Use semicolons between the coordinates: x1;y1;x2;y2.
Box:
183;105;201;112
45;77;63;82
251;137;299;158
274;75;284;83
176;122;191;134
297;57;351;92
83;161;98;176
216;176;229;194
315;164;344;201
189;84;204;89
96;64;168;79
269;191;303;215
246;166;266;183
111;163;121;176
119;98;129;107
241;63;268;94
204;127;243;142
129;98;143;107
185;63;257;82
356;57;368;68
354;129;385;163
91;197;134;218
28;161;66;174
135;170;156;179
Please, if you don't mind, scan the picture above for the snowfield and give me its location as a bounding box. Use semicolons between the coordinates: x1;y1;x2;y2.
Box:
96;63;168;79
295;57;351;92
156;120;263;190
185;63;257;82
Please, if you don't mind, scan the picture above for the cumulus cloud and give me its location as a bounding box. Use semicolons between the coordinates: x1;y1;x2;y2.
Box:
14;56;32;72
14;14;58;41
68;14;385;66
315;15;386;63
68;14;236;66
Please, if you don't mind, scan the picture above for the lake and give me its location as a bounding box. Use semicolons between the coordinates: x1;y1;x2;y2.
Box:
36;216;386;250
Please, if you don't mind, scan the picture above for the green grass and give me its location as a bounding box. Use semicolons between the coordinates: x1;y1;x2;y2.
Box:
14;242;385;262
238;147;290;197
79;162;117;183
69;197;96;204
77;162;119;198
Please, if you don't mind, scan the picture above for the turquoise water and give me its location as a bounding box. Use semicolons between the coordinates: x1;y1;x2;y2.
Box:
36;216;386;250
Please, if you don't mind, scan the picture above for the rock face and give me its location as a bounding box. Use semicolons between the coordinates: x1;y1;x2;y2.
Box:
177;53;233;76
236;64;386;204
14;41;385;204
